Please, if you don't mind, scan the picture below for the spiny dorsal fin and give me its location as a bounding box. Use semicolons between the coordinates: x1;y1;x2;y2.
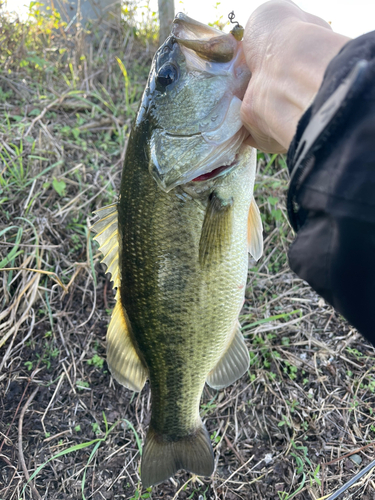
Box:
206;323;249;390
92;204;148;392
247;198;263;261
106;293;148;392
91;203;120;288
199;192;233;266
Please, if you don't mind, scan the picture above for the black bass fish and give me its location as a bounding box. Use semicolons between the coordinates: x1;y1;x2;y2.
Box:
92;13;263;487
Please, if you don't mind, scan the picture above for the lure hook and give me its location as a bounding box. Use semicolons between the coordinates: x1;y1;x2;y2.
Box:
228;11;239;27
228;11;244;41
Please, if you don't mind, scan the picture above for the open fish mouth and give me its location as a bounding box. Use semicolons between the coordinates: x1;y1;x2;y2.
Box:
191;157;238;182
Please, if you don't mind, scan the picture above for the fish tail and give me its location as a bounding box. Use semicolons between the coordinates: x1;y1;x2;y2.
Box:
141;423;214;487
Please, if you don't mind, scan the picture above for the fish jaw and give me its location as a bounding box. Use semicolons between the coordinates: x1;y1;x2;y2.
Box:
172;12;238;63
172;12;223;39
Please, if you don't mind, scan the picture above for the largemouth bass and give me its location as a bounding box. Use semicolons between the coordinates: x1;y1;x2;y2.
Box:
92;13;263;487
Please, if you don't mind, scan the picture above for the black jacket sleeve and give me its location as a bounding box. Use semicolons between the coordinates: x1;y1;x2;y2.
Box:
286;31;375;344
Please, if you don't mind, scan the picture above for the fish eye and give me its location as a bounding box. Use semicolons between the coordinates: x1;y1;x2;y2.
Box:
156;63;178;88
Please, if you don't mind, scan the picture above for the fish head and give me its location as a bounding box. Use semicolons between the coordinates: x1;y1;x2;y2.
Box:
138;13;251;193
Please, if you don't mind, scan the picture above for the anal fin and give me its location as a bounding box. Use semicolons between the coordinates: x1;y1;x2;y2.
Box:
199;192;233;266
206;323;249;390
247;198;263;261
107;294;148;392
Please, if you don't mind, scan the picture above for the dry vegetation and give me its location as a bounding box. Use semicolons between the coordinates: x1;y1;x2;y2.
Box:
1;4;375;500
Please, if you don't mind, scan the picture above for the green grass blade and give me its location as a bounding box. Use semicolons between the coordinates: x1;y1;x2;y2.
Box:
24;159;64;187
122;419;142;456
242;309;302;332
21;437;102;497
116;57;130;111
81;440;102;500
0;227;23;268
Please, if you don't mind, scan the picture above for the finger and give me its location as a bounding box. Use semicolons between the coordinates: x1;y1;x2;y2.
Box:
243;135;259;149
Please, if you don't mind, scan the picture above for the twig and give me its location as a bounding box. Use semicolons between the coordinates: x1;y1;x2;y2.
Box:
323;458;375;500
24;93;72;136
321;442;375;497
1;466;18;499
0;267;68;294
24;98;60;137
18;387;41;500
0;75;26;99
0;384;29;447
224;435;245;465
172;475;195;500
323;442;375;467
220;455;255;487
0;365;42;453
41;373;65;433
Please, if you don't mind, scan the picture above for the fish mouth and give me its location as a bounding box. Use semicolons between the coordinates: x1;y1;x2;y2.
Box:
191;157;237;182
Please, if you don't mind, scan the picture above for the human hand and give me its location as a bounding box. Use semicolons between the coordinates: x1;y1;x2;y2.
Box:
240;0;351;153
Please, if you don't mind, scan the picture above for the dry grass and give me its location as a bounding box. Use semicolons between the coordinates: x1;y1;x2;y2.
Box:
1;5;375;500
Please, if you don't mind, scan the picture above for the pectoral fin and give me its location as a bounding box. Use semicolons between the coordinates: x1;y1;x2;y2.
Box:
92;203;148;392
206;323;249;389
107;295;148;392
199;192;233;266
247;198;263;261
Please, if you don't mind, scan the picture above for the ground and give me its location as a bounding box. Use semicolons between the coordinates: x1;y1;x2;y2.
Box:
0;6;375;500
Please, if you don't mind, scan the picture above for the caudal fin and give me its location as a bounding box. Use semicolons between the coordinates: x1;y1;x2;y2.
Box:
141;424;214;487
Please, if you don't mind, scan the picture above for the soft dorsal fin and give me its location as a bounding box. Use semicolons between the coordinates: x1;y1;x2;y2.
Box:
247;198;263;261
92;204;148;392
199;192;233;266
206;323;249;389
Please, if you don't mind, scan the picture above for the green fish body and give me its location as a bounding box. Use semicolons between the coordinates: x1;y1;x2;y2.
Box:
92;13;263;487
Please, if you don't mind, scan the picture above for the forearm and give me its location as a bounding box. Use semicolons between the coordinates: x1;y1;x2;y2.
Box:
287;31;375;343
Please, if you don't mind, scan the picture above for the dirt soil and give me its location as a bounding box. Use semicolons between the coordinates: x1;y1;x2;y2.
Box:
1;11;375;500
